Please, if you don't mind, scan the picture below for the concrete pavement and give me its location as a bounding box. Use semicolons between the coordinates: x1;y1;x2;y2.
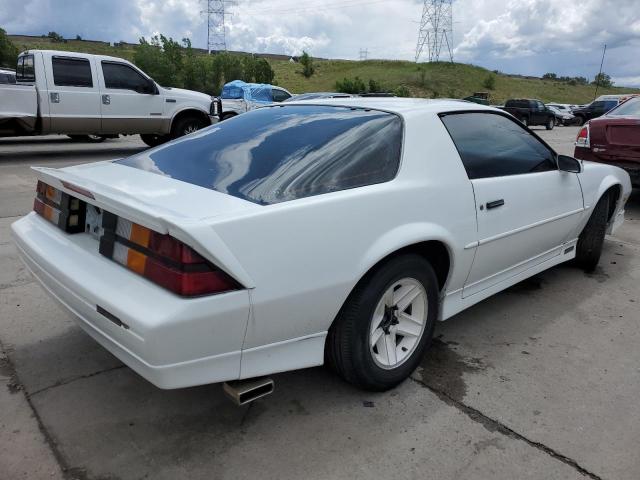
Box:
0;129;638;480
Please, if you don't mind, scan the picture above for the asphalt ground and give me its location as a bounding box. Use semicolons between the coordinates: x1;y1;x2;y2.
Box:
1;127;638;480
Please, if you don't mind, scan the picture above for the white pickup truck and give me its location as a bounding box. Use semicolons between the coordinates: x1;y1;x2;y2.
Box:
0;50;217;146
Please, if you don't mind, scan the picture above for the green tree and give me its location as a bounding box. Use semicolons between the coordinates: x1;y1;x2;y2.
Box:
542;72;557;80
368;78;384;93
0;28;18;68
592;72;613;88
75;34;82;40
299;50;315;78
253;58;275;84
47;31;64;43
482;74;496;90
134;35;183;87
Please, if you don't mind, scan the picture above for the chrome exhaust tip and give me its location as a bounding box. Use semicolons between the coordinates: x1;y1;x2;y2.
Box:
223;377;274;406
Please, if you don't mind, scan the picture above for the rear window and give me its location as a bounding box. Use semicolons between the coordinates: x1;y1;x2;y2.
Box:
608;98;640;117
117;105;403;205
16;55;35;82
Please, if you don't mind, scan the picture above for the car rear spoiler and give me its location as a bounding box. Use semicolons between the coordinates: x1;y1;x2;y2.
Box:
31;166;256;288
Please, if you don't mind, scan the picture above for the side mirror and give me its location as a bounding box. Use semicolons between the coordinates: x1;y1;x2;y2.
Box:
558;155;582;173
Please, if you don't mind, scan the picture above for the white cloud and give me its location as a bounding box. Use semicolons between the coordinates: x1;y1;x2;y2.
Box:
1;0;639;84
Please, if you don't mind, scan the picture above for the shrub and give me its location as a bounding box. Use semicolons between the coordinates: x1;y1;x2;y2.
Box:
482;74;496;90
300;51;315;78
47;31;64;43
335;76;367;94
394;85;411;97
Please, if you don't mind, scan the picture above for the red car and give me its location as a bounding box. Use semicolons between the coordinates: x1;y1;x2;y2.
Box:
574;97;640;186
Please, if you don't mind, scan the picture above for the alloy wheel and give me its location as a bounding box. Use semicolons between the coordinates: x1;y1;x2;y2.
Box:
369;278;428;369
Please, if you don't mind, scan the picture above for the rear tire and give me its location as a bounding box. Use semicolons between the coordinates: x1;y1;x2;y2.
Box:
140;134;169;148
171;115;208;139
520;116;529;127
326;254;438;391
574;194;610;272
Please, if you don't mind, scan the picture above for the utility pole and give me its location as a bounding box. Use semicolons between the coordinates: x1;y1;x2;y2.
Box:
593;44;607;100
415;0;454;63
359;48;368;61
205;0;233;53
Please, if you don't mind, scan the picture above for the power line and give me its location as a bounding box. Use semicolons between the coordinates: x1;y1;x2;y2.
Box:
240;0;390;16
415;0;453;63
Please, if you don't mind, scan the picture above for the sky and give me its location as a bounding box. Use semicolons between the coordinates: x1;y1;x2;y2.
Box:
1;0;639;86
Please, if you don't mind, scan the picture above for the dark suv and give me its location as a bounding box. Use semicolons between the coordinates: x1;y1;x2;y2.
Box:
572;99;619;126
501;99;556;129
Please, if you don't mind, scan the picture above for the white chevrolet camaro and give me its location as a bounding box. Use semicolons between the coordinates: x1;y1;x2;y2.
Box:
12;98;631;393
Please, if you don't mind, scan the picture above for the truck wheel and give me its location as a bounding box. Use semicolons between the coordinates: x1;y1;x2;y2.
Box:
576;116;585;126
67;134;107;143
140;134;169;148
325;254;438;391
171;115;207;139
574;194;610;273
520;117;528;127
546;117;555;130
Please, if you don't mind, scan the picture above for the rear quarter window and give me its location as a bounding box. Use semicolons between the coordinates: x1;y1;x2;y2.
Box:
117;105;403;205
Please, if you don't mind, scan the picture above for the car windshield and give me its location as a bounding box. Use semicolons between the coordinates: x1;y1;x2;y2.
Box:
117;105;403;205
607;98;640;117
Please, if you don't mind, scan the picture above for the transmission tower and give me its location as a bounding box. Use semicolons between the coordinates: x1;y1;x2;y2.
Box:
359;48;368;61
205;0;232;52
415;0;453;63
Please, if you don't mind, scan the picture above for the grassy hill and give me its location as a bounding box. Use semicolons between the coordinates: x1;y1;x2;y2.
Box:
10;35;639;104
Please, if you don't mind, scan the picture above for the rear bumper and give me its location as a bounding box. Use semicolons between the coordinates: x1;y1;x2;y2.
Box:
575;148;640;186
11;213;250;389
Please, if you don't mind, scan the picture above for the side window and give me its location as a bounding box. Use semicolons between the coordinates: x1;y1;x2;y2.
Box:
101;62;150;92
52;57;93;87
16;55;35;82
536;101;545;110
272;89;291;102
591;101;605;111
440;112;557;180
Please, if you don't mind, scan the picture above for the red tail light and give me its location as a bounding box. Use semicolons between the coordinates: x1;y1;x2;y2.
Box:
575;125;590;148
33;181;86;233
99;215;241;297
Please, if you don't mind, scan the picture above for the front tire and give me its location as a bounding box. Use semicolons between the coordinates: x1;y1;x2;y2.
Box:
140;134;169;148
576;116;585;126
326;254;438;391
546;117;555;130
171;115;208;139
67;134;107;143
574;194;610;272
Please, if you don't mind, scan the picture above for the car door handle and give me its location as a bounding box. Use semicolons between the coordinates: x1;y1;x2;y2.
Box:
486;199;505;209
102;94;111;105
50;92;60;103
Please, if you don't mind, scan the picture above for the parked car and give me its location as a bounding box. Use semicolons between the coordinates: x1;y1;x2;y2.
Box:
284;92;355;102
572;98;620;126
0;67;16;84
0;50;216;146
12;99;630;401
218;80;292;120
574;96;640;186
501;98;556;129
546;105;576;125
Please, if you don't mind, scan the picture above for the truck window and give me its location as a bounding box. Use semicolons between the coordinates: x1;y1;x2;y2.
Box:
101;62;149;92
52;57;93;87
272;89;291;102
16;55;35;83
